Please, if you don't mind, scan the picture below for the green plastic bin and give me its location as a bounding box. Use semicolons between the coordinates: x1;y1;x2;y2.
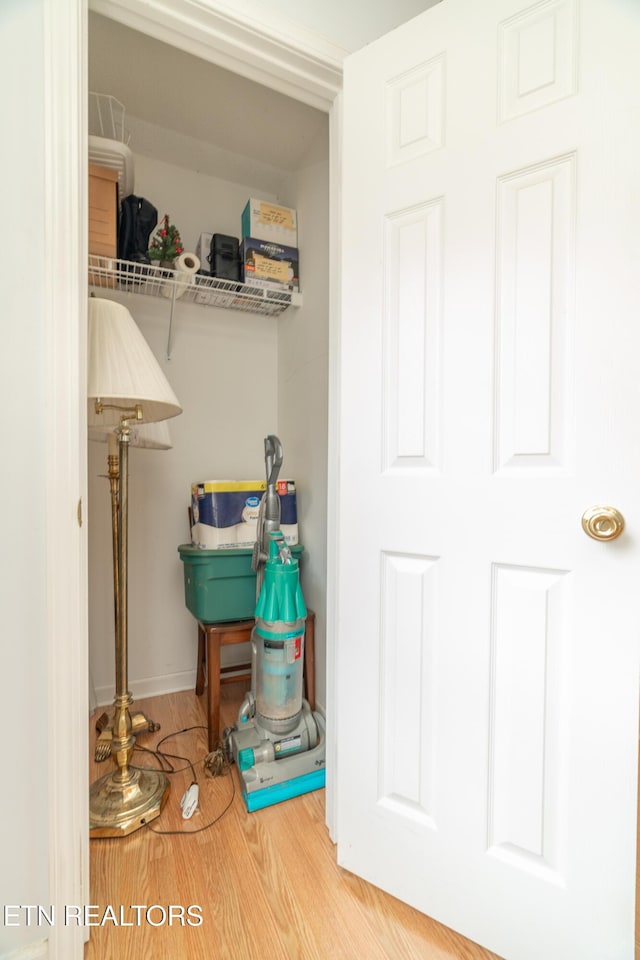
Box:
178;543;304;623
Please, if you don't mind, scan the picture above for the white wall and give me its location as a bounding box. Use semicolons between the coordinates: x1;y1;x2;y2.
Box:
278;123;330;708
89;120;330;709
0;1;50;956
88;149;314;703
88;297;280;701
127;149;286;250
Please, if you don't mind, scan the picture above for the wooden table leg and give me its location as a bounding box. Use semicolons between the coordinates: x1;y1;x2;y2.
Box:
206;627;221;751
304;610;316;712
195;623;206;697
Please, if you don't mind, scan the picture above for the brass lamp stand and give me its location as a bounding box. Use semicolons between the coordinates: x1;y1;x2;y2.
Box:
87;296;181;838
89;410;169;837
93;430;160;762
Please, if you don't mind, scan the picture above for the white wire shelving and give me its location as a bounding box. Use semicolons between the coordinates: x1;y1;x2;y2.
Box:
87;94;301;356
89;92;131;145
88;255;302;358
88;93;134;198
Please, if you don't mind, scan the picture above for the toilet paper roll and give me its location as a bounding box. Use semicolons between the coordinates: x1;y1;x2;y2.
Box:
175;252;200;275
162;251;200;299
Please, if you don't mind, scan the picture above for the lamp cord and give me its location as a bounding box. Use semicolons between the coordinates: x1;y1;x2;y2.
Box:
130;724;236;836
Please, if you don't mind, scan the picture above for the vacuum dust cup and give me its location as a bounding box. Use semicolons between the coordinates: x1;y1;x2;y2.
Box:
254;534;306;732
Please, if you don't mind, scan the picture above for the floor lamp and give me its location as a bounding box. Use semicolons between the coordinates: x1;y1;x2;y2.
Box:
89;420;172;762
87;297;182;838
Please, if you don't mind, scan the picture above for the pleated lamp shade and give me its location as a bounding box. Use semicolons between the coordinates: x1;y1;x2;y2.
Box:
89;419;173;451
87;297;182;426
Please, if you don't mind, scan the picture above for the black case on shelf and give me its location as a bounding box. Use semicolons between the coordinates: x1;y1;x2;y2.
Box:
209;234;241;281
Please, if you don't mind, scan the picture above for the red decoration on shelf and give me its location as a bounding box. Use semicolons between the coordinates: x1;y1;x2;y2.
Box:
148;214;183;263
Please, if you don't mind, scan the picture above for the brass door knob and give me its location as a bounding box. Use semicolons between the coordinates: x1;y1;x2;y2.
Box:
581;505;625;541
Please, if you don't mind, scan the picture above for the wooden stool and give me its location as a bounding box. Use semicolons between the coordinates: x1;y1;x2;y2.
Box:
195;609;316;751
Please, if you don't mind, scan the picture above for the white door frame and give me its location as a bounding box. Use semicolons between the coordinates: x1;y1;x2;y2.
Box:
47;7;343;956
44;1;89;958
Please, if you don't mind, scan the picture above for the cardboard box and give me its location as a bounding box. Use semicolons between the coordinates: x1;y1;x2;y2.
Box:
190;479;298;550
241;238;299;291
88;164;118;286
89;164;118;255
241;198;298;246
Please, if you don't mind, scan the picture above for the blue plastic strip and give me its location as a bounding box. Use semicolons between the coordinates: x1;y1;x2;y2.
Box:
254;626;304;641
243;768;326;812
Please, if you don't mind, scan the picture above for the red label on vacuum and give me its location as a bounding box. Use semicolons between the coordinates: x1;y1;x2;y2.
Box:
285;635;303;664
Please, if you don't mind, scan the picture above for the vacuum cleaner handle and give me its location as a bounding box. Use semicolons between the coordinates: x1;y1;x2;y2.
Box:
264;435;283;486
252;435;283;581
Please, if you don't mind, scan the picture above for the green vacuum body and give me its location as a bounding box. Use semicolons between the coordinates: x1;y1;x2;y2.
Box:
227;532;326;811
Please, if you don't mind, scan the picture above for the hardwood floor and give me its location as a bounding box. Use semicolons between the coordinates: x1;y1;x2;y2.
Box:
88;683;624;960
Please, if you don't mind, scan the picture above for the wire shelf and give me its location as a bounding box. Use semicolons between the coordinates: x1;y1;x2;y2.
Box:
88;256;301;356
88;256;300;315
89;93;130;144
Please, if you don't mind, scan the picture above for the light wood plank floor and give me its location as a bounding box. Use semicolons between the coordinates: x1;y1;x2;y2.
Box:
86;685;636;960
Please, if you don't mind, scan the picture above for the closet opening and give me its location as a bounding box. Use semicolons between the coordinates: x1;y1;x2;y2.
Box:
87;9;330;821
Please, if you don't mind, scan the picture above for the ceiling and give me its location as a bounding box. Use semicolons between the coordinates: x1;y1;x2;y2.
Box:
223;0;442;53
88;1;441;179
88;13;327;176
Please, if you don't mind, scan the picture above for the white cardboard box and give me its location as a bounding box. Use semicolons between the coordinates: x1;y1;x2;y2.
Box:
241;198;298;246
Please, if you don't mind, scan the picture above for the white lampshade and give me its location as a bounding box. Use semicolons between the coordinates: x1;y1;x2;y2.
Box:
87;297;182;426
89;420;172;451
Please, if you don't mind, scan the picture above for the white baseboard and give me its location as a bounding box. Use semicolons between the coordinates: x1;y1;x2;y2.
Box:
94;669;197;708
94;674;326;720
94;661;258;708
1;940;48;960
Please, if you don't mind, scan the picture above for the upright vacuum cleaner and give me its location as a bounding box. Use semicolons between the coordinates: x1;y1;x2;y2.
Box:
224;436;326;812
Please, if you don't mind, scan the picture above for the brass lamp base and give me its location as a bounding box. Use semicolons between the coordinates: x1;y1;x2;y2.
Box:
94;710;161;762
89;767;169;838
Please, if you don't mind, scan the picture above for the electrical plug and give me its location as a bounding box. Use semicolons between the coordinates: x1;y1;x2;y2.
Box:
180;782;199;819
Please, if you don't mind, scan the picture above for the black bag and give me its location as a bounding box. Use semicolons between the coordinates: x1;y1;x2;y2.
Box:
118;195;158;264
209;234;240;281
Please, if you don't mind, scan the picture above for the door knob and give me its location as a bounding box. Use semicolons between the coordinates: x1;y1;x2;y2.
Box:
581;505;625;541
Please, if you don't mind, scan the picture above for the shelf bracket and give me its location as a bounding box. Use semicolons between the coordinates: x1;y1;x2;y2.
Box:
166;281;178;360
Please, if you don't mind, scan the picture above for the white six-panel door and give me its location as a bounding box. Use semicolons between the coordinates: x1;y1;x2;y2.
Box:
337;1;640;958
